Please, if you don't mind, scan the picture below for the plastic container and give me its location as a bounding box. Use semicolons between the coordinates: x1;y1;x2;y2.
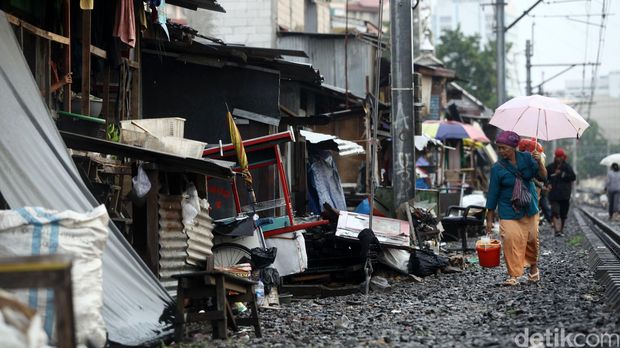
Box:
266;287;279;306
120;117;185;138
144;136;206;158
120;128;153;147
71;94;103;117
475;238;501;268
56;111;105;138
255;280;265;306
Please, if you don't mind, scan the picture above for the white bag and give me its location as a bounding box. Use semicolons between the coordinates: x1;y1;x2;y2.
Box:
264;231;308;276
0;205;109;347
0;290;48;348
132;165;151;198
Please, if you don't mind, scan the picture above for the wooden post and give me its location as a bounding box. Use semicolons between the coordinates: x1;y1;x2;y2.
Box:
174;279;186;342
145;169;160;275
53;266;75;348
81;9;91;115
63;0;71;112
102;65;110;123
130;12;141;119
43;39;51;105
214;275;227;338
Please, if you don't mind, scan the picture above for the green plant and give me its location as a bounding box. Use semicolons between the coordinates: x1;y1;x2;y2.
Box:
106;123;120;142
568;234;585;247
435;26;513;108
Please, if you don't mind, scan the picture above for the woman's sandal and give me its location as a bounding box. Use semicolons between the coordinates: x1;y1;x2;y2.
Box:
503;278;519;286
528;270;540;282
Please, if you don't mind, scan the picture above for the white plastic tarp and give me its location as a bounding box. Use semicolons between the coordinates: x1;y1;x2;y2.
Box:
0;11;173;345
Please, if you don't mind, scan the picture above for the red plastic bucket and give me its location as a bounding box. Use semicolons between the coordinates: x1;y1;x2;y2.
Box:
476;239;501;268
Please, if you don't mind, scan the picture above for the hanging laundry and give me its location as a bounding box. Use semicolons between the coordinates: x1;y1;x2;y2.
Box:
138;4;148;32
156;0;169;40
113;0;136;47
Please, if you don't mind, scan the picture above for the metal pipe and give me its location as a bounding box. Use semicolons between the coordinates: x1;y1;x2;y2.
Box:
369;0;385;230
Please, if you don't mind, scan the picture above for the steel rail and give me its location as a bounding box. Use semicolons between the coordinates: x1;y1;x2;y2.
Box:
576;207;620;311
579;208;620;260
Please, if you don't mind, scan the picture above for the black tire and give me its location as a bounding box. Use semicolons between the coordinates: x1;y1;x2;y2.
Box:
212;243;252;268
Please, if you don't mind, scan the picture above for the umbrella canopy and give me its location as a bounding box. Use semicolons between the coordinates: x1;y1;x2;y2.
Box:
422;120;490;142
226;109;256;204
490;95;590;140
600;153;620;166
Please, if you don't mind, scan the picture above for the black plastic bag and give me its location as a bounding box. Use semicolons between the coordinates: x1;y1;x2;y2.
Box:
358;228;380;259
408;248;448;277
260;267;281;294
251;247;277;269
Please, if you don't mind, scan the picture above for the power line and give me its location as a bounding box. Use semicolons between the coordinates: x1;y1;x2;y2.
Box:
579;0;592;112
586;0;608;120
543;0;591;4
565;16;606;26
530;13;614;17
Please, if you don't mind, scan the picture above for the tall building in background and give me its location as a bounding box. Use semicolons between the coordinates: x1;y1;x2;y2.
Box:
177;0;331;49
329;0;390;33
428;0;522;97
563;71;620;144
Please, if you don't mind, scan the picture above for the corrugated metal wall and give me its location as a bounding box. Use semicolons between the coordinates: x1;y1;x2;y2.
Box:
158;194;216;296
186;200;215;267
158;194;192;296
277;35;375;97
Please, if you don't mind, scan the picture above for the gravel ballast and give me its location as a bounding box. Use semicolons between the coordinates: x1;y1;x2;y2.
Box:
179;210;620;347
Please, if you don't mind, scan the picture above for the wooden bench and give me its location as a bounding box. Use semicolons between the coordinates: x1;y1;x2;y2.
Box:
173;270;262;340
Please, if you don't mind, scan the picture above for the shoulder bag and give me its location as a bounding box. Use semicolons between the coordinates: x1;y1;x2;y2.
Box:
497;161;533;212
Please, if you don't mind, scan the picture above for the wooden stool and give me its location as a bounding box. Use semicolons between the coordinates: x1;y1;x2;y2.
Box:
173;270;262;340
0;255;75;348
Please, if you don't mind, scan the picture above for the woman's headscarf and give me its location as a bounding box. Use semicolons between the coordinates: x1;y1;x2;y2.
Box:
495;130;520;148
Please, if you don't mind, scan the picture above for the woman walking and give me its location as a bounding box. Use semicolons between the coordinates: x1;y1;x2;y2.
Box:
606;163;620;220
485;131;547;286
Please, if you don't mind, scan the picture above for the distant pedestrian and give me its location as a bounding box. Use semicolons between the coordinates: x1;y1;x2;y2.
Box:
485;131;547;286
605;163;620;220
545;148;576;236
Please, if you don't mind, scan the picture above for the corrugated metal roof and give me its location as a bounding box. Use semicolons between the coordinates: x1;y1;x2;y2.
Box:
167;0;226;12
158;194;192;297
300;129;365;156
60;131;234;180
277;34;376;97
142;39;321;84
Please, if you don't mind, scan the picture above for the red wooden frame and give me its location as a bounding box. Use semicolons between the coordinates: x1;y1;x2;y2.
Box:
204;130;328;238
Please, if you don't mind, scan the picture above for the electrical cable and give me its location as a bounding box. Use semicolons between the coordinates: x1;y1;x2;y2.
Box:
586;0;608;120
579;0;592;110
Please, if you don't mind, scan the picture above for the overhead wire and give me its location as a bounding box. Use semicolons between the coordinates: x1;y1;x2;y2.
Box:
586;0;608;120
579;0;592;112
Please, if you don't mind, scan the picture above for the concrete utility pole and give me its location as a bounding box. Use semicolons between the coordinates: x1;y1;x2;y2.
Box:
497;0;544;104
390;0;415;210
525;39;532;96
496;0;506;105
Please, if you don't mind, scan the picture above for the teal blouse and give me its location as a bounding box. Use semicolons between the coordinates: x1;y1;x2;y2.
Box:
485;151;540;220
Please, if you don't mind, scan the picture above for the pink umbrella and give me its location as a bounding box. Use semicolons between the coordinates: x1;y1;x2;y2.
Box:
490;95;589;140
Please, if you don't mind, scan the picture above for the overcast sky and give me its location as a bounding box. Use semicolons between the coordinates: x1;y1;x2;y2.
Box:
512;0;618;93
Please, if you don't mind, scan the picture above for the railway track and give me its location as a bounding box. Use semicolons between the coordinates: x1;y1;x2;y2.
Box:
575;206;620;312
